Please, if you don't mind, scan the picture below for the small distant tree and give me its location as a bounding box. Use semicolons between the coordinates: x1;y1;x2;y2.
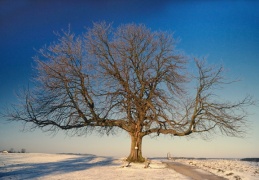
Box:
21;148;26;153
9;148;15;153
4;22;254;162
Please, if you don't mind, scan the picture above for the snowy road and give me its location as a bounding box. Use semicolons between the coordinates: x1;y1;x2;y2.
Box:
166;161;227;180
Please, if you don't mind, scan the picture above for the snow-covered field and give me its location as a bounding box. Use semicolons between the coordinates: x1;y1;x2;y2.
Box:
0;153;258;180
0;153;189;180
174;158;259;180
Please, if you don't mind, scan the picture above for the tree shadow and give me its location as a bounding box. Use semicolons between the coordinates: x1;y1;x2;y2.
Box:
0;154;118;179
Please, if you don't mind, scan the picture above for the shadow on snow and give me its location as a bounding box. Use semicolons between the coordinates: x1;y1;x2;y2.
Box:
0;154;117;179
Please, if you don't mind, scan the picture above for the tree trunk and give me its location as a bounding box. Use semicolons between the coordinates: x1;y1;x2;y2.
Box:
127;133;145;163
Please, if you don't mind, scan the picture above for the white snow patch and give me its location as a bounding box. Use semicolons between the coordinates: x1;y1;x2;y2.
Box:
0;153;190;180
175;158;259;180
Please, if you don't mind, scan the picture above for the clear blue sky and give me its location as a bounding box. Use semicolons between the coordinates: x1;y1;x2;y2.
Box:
1;0;259;158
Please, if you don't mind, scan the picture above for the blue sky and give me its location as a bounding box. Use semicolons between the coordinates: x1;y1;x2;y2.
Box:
0;0;259;158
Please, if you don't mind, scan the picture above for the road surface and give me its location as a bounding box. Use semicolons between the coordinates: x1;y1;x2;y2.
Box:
165;161;227;180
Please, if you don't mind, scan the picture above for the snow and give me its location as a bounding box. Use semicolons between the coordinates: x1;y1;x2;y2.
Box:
0;153;258;180
174;158;259;180
0;153;189;180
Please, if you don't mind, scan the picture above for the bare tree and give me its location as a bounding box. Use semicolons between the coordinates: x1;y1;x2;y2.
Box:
4;22;253;162
9;148;15;153
21;148;26;153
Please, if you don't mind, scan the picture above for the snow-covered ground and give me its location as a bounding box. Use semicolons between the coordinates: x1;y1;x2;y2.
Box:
174;158;259;180
0;153;189;180
0;153;258;180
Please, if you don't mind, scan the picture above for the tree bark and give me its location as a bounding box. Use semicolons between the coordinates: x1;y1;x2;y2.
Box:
127;133;145;163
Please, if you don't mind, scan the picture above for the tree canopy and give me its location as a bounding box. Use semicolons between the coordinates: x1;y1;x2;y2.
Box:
4;22;253;162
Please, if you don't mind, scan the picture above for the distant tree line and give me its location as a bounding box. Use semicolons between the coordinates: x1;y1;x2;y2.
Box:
1;148;27;153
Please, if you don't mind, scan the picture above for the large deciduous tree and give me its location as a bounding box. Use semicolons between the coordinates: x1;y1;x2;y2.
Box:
4;22;253;162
